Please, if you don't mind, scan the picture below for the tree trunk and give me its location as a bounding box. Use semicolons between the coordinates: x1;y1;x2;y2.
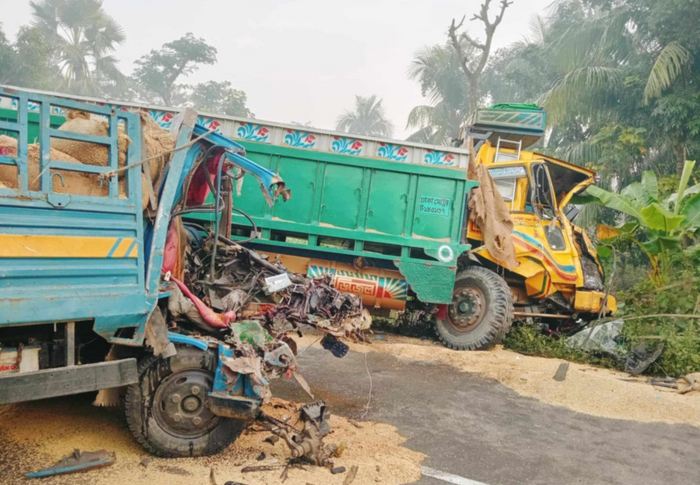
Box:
675;144;687;176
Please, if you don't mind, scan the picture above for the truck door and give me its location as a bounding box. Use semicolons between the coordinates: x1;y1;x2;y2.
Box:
527;162;582;287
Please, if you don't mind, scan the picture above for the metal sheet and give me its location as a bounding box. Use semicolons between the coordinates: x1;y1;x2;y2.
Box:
0;358;138;404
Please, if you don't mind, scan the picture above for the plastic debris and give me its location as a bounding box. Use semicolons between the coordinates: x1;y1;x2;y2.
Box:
25;449;115;479
566;319;624;356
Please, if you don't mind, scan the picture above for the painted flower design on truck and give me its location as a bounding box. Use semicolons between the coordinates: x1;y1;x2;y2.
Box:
377;143;409;162
331;136;364;156
424;151;456;166
199;117;222;134
284;130;316;148
236;123;270;142
150;110;174;129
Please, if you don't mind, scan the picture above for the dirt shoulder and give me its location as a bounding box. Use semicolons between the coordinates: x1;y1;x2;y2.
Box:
0;395;422;485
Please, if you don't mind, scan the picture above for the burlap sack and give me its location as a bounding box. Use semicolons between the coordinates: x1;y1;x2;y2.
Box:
140;111;175;182
0;135;115;197
2;111;174;208
52;110;129;166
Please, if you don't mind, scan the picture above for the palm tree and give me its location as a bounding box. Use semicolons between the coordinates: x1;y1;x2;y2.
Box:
406;44;469;144
30;0;125;95
336;95;393;137
534;0;696;176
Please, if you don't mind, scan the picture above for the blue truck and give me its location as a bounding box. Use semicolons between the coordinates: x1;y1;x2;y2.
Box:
0;86;301;457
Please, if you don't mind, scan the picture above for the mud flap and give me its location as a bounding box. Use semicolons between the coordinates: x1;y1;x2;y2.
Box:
395;260;457;304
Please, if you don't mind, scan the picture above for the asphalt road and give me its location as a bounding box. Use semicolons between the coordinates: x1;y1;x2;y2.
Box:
273;343;700;485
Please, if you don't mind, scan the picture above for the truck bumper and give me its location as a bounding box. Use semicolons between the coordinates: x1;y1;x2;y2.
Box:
0;358;138;405
574;290;617;314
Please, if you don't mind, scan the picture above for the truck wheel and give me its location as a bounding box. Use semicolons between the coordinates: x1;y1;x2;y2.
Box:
124;346;246;457
435;266;513;350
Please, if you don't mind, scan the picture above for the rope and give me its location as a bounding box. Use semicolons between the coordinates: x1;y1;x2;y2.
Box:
102;128;217;178
31;128;217;184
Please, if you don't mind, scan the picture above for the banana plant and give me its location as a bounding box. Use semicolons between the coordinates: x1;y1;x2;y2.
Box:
584;160;699;276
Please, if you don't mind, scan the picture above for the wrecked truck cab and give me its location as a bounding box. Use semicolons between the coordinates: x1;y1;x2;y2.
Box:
464;105;617;330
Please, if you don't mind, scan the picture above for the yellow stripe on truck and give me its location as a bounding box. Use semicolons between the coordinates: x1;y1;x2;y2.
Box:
0;234;137;258
111;238;133;258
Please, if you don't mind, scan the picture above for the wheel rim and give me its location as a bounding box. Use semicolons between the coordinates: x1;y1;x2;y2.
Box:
152;369;219;439
447;286;486;332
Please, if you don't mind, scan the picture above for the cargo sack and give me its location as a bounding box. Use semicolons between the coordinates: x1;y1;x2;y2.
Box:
1;111;175;209
52;110;129;166
140;111;175;183
0;135;119;197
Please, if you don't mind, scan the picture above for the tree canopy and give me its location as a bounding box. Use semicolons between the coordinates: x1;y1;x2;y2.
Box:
409;0;700;185
29;0;125;95
133;33;217;106
336;95;393;137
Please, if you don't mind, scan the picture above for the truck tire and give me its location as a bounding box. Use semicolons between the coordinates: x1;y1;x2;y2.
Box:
435;266;513;350
124;346;246;457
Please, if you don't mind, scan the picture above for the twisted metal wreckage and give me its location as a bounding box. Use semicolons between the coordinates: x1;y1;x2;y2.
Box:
149;146;372;465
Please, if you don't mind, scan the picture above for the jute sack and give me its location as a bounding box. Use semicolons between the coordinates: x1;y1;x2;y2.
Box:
0;135;114;197
1;110;174;208
140;111;175;182
52;110;130;166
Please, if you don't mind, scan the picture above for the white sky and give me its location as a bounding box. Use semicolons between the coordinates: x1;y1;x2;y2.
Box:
0;0;553;137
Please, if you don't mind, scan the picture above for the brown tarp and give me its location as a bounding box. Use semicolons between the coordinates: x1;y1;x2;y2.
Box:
468;153;519;269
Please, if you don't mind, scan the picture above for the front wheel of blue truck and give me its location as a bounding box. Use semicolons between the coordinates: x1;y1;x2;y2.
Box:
435;266;514;350
124;347;246;457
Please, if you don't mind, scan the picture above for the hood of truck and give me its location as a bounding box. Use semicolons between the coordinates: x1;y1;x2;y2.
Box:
535;152;596;208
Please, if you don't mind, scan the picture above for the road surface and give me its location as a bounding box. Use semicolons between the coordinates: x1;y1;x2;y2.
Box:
273;342;700;485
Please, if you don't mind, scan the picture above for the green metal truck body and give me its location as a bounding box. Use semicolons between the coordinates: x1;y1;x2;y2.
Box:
228;140;477;304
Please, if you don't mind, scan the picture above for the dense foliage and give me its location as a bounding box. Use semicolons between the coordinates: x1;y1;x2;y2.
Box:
410;0;700;186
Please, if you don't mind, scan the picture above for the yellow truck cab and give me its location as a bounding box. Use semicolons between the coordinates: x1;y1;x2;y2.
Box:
463;106;616;331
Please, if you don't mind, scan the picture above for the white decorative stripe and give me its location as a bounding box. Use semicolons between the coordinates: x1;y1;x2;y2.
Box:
421;466;490;485
0;85;470;171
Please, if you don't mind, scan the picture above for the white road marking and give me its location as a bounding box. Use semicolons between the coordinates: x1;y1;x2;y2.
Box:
421;466;490;485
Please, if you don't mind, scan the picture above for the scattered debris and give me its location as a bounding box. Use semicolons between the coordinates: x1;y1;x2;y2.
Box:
241;464;282;473
25;449;115;479
567;319;624;355
567;319;664;375
553;362;569;381
259;401;336;467
677;373;700;394
652;373;700;394
624;342;665;375
343;464;359;485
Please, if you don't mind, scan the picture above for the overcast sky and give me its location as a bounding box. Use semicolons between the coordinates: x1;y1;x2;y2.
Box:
1;0;553;137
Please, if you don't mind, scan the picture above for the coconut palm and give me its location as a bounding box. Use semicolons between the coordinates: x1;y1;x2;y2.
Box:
336;95;393;137
29;0;125;95
532;0;697;176
406;44;469;145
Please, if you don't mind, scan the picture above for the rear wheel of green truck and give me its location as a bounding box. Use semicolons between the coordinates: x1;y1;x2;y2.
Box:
124;347;246;457
435;266;513;350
